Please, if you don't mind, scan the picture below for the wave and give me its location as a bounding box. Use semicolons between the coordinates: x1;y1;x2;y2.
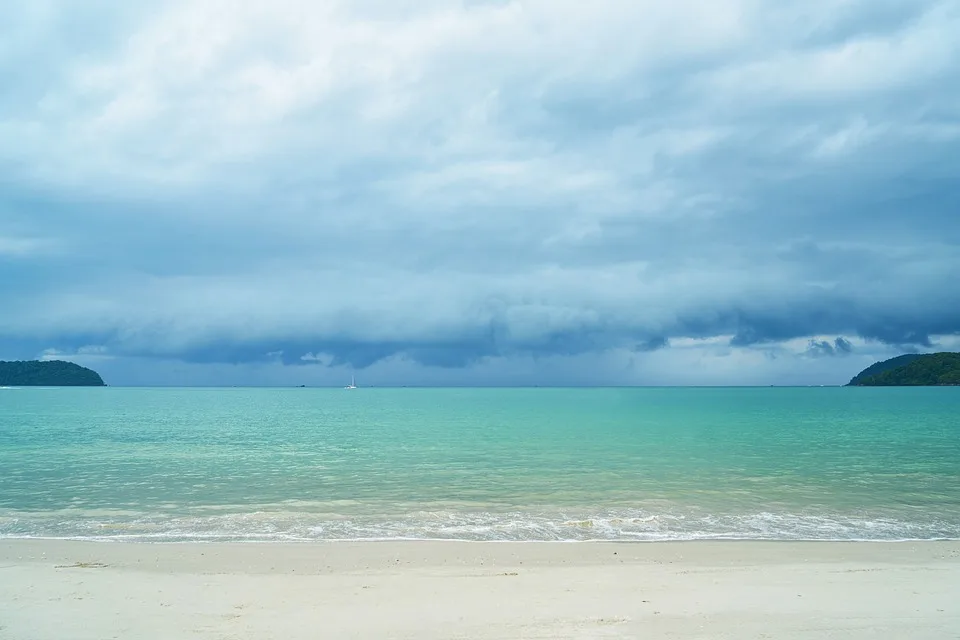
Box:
3;508;959;543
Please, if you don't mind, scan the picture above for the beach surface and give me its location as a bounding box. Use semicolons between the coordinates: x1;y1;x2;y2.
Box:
2;540;958;639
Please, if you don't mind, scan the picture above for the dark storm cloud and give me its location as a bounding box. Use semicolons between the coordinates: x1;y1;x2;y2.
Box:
806;337;856;358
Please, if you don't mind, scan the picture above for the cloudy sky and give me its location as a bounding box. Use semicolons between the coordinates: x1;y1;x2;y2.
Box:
2;0;959;386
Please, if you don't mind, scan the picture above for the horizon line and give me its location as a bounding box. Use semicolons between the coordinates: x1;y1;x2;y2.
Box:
12;384;862;389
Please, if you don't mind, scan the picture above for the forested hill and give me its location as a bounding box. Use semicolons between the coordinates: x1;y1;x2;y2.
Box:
0;360;106;386
847;353;960;386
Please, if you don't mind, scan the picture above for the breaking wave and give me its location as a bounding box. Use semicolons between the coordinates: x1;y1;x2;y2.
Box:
3;507;958;542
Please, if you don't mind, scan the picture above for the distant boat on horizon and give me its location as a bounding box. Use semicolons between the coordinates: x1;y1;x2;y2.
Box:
345;375;357;390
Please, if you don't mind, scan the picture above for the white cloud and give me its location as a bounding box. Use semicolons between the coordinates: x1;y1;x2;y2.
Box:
0;236;56;257
706;2;959;100
1;0;958;384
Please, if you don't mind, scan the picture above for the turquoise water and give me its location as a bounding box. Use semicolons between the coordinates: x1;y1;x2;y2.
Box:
1;387;958;541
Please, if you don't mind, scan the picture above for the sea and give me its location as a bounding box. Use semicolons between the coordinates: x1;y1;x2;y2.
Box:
1;387;958;542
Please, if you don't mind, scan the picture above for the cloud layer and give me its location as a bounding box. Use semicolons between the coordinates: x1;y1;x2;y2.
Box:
2;0;959;385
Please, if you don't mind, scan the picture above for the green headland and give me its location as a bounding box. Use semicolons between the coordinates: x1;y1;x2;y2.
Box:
0;360;106;387
848;352;960;386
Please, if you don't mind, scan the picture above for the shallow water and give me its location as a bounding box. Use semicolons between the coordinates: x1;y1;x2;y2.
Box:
1;387;958;541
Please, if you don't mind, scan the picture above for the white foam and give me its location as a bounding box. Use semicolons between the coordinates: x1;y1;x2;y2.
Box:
2;507;959;543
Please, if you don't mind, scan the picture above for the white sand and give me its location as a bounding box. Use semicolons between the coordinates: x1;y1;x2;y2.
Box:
2;540;959;639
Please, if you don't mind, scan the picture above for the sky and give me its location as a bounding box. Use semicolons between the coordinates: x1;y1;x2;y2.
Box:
1;0;959;386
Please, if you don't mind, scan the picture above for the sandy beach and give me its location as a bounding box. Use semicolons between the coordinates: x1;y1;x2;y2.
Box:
1;540;958;639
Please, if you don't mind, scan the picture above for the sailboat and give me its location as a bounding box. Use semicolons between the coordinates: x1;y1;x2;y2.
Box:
344;375;357;390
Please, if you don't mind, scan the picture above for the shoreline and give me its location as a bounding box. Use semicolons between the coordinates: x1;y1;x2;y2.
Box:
3;539;959;639
3;535;960;543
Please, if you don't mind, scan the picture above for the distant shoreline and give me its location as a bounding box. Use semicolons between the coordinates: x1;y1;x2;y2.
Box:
9;384;960;388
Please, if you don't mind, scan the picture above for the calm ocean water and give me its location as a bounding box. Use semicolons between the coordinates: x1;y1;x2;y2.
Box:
1;387;958;542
